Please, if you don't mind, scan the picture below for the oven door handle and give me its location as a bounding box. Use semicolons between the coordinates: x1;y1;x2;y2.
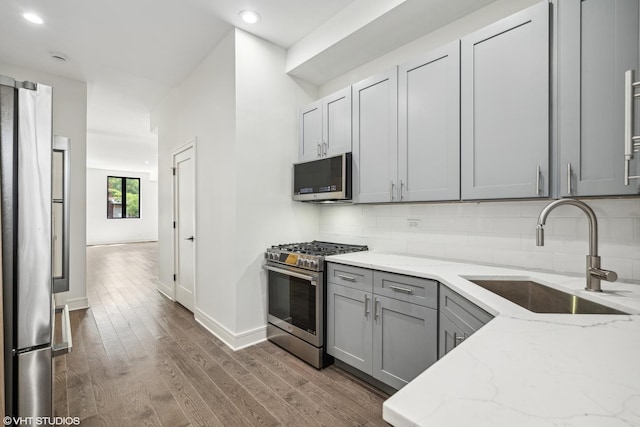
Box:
264;265;318;285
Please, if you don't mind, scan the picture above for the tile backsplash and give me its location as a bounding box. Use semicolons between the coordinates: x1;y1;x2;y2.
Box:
318;198;640;282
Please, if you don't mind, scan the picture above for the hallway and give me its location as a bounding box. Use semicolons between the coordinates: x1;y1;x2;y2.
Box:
55;242;387;426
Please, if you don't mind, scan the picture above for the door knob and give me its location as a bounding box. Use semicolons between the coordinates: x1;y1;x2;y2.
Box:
184;236;195;241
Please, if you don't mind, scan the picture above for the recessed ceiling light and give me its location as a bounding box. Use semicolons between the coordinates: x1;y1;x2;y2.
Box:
23;13;44;24
144;161;150;165
239;10;260;24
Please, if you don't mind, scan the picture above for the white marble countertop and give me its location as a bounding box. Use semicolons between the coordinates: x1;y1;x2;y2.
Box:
324;252;640;427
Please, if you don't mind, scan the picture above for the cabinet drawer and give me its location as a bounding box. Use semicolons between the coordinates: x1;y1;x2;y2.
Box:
439;285;493;332
327;263;373;292
373;272;438;309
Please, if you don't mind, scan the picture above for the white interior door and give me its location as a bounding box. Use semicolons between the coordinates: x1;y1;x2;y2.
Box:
174;144;196;312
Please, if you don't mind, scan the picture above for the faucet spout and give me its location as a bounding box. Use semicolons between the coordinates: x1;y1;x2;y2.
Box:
536;225;544;246
535;198;616;292
536;198;598;256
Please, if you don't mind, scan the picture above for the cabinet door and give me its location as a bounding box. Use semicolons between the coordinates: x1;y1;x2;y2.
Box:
438;312;474;359
439;285;493;359
461;1;549;200
439;285;493;332
558;0;640;196
327;283;373;375
353;68;399;203
323;87;352;157
298;100;322;162
398;41;460;202
372;296;437;390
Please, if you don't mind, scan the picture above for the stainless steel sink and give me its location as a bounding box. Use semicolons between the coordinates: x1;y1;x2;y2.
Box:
468;280;628;315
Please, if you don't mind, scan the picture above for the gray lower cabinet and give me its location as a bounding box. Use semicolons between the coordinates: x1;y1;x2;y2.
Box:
327;264;438;390
558;0;640;196
439;285;493;359
439;311;472;357
461;1;549;200
373;295;437;390
327;282;373;374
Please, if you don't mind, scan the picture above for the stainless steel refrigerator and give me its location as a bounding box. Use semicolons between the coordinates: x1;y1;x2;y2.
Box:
0;75;71;418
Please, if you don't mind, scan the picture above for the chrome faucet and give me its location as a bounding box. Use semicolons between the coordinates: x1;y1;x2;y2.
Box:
536;198;617;292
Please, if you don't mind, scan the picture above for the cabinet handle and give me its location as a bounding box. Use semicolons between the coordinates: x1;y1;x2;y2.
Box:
364;295;369;316
453;332;466;347
389;285;413;294
400;180;404;201
323;142;327;156
338;274;356;282
536;165;541;195
624;69;640;185
317;142;321;157
567;163;572;195
375;298;380;320
390;181;395;201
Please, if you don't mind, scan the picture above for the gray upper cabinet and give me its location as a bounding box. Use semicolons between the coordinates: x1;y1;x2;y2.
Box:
298;100;322;162
372;295;437;390
558;0;640;196
352;68;399;203
323;87;352;158
461;1;550;200
398;41;461;202
298;88;352;162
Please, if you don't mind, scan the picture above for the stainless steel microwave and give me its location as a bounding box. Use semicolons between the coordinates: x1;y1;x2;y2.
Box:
293;153;352;202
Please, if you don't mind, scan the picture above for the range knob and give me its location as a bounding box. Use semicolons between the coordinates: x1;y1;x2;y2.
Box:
308;259;317;269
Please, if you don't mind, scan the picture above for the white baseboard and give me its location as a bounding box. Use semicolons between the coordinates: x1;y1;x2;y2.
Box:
156;281;175;300
86;239;158;246
194;309;266;351
66;296;89;311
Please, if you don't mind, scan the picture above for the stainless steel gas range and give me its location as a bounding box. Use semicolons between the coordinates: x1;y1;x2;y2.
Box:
264;241;367;368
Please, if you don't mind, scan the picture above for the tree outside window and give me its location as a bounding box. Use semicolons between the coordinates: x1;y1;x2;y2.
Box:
107;176;140;218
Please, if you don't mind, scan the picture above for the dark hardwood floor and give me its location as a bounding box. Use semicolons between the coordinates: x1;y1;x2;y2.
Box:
54;242;388;426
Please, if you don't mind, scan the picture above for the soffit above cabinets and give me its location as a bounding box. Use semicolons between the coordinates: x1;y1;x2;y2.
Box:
286;0;499;85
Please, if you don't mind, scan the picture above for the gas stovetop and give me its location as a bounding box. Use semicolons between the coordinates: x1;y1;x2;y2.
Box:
265;240;368;271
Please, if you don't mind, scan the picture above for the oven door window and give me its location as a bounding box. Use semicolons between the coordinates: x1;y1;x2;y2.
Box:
268;270;316;335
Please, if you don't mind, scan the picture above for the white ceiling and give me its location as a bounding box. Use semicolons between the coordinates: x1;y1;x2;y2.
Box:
2;0;500;178
0;0;355;176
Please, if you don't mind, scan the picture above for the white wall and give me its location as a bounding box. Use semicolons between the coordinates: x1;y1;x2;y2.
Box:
319;199;640;282
151;29;318;348
0;63;88;310
86;168;158;245
234;29;320;334
154;30;239;332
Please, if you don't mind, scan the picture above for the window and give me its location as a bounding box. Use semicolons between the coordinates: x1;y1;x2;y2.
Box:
107;176;140;218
